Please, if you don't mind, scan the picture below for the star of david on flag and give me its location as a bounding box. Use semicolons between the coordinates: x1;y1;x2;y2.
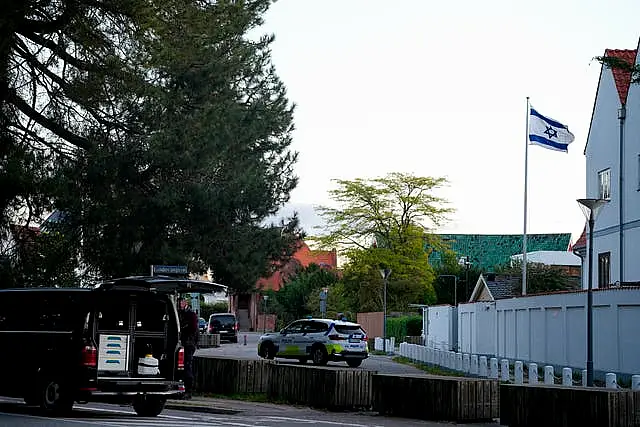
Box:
528;106;575;153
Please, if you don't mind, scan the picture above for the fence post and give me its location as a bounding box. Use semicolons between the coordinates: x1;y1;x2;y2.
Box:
581;369;587;387
479;356;488;377
515;361;523;384
489;357;498;379
501;359;510;382
605;373;617;389
544;366;554;385
456;353;463;371
470;355;479;375
528;363;538;384
463;354;470;373
632;375;640;391
562;367;572;386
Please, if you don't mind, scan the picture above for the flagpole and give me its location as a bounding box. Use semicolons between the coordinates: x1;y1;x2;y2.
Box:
522;97;530;296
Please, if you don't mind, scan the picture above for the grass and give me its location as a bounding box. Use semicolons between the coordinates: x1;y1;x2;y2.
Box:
392;356;468;377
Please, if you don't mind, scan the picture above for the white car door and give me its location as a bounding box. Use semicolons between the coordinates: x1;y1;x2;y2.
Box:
278;321;305;356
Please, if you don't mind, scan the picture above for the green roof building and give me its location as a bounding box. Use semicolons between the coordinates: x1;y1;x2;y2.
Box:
428;233;572;271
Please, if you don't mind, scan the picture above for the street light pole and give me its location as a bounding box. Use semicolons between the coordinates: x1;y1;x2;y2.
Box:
380;268;392;354
577;198;608;387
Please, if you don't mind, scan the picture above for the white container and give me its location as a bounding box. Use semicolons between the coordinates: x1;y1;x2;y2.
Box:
138;355;159;375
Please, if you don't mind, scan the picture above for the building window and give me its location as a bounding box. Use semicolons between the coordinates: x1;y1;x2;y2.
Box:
598;168;611;200
598;252;610;288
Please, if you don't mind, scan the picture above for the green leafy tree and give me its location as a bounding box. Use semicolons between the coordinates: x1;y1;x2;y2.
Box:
313;173;452;312
433;250;482;304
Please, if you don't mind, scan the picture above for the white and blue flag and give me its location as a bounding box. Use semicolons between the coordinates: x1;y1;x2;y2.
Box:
528;106;575;153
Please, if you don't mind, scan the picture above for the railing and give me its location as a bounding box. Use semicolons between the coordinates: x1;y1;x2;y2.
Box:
397;342;640;390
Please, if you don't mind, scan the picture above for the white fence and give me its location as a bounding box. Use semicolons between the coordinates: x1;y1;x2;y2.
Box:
455;288;640;376
373;336;395;352
397;342;640;390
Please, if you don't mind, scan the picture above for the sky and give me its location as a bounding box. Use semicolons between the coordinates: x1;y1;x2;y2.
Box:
259;0;640;244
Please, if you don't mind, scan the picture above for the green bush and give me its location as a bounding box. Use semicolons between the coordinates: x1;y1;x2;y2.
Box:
385;315;422;342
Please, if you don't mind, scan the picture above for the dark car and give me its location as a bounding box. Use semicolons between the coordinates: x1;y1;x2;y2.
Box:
0;276;224;417
208;313;238;343
198;317;207;333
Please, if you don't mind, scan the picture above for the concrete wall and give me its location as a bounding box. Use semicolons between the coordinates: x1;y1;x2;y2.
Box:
457;288;640;375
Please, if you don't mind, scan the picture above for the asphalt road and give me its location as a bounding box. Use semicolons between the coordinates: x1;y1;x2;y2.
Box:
196;332;427;375
0;398;496;426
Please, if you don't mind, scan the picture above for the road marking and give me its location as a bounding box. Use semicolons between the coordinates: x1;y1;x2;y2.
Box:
78;405;196;420
265;416;374;426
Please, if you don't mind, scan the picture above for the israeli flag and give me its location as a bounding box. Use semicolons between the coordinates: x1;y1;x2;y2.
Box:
528;106;575;153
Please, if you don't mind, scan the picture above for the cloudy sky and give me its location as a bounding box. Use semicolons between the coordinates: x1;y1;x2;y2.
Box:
259;0;640;243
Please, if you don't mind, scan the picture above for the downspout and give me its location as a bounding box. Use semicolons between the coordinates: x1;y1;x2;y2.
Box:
618;104;626;285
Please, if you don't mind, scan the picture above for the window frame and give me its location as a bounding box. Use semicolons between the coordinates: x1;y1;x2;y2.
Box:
598;252;611;288
598;168;611;200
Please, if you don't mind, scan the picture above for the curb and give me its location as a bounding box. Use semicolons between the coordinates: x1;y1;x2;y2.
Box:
165;403;242;415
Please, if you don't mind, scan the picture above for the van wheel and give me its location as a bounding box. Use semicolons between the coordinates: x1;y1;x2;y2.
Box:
311;345;328;366
40;378;74;415
133;395;166;417
347;359;363;368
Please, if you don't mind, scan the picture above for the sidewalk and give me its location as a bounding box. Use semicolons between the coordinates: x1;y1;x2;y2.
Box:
165;395;314;417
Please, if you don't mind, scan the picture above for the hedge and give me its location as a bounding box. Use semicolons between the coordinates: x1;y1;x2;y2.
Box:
386;315;422;342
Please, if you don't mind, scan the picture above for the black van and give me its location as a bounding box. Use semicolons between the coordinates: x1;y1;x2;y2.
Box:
0;276;223;416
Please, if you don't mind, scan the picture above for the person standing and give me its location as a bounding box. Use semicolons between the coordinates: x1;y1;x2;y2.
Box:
177;297;198;399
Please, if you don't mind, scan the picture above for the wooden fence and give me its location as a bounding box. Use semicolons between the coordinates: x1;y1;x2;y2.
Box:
194;357;272;394
357;312;384;339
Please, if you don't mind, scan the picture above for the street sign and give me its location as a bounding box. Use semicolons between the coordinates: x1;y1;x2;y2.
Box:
319;289;328;300
151;265;188;276
320;300;327;316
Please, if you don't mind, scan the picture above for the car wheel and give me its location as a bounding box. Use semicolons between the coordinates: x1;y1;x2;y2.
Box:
311;345;328;366
262;342;276;360
231;336;238;344
40;378;74;415
133;395;166;417
346;359;363;368
298;358;307;364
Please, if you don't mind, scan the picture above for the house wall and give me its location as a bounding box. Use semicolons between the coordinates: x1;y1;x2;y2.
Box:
457;288;640;375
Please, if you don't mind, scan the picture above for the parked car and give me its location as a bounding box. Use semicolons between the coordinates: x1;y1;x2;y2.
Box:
198;317;207;333
0;276;223;417
208;313;238;343
257;318;368;367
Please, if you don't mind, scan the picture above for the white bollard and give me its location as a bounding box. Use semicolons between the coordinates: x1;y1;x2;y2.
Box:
489;358;499;379
427;348;433;364
581;369;587;387
479;356;488;377
463;354;470;373
420;346;427;363
632;375;640;391
544;366;554;385
528;363;538;384
456;353;463;371
501;359;510;382
449;351;455;369
515;361;524;384
471;355;479;375
562;368;572;386
606;373;617;389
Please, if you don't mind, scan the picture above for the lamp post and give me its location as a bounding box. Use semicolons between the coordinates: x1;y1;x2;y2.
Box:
459;256;471;302
577;198;609;387
380;268;392;353
438;275;458;306
262;295;269;334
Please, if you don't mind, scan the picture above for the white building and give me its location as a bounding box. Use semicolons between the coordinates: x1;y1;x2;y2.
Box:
581;44;640;288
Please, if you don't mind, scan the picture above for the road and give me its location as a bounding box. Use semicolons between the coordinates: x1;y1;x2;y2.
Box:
0;398;496;426
196;332;426;375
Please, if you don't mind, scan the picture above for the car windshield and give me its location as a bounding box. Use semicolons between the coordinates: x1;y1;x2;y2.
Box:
211;315;235;327
333;325;364;335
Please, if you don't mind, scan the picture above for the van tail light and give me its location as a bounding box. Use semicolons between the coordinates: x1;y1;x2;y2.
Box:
177;348;185;370
82;345;97;367
208;325;213;333
328;335;346;341
234;322;239;331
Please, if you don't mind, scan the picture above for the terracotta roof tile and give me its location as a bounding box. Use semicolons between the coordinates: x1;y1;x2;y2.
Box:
604;49;637;104
572;225;586;251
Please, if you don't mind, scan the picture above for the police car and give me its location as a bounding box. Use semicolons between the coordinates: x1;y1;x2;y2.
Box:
257;318;368;367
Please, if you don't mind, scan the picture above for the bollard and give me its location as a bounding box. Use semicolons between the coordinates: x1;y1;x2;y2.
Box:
501;359;510;382
470;354;479;375
489;358;499;379
456;353;463;371
528;363;538;384
244;334;247;346
581;369;587;387
449;351;455;369
606;373;617;389
515;361;524;384
633;375;640;391
562;367;572;386
479;356;488;377
544;366;554;385
463;354;470;373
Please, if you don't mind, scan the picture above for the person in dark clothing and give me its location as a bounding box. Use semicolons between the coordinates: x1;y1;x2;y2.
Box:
177;297;199;399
